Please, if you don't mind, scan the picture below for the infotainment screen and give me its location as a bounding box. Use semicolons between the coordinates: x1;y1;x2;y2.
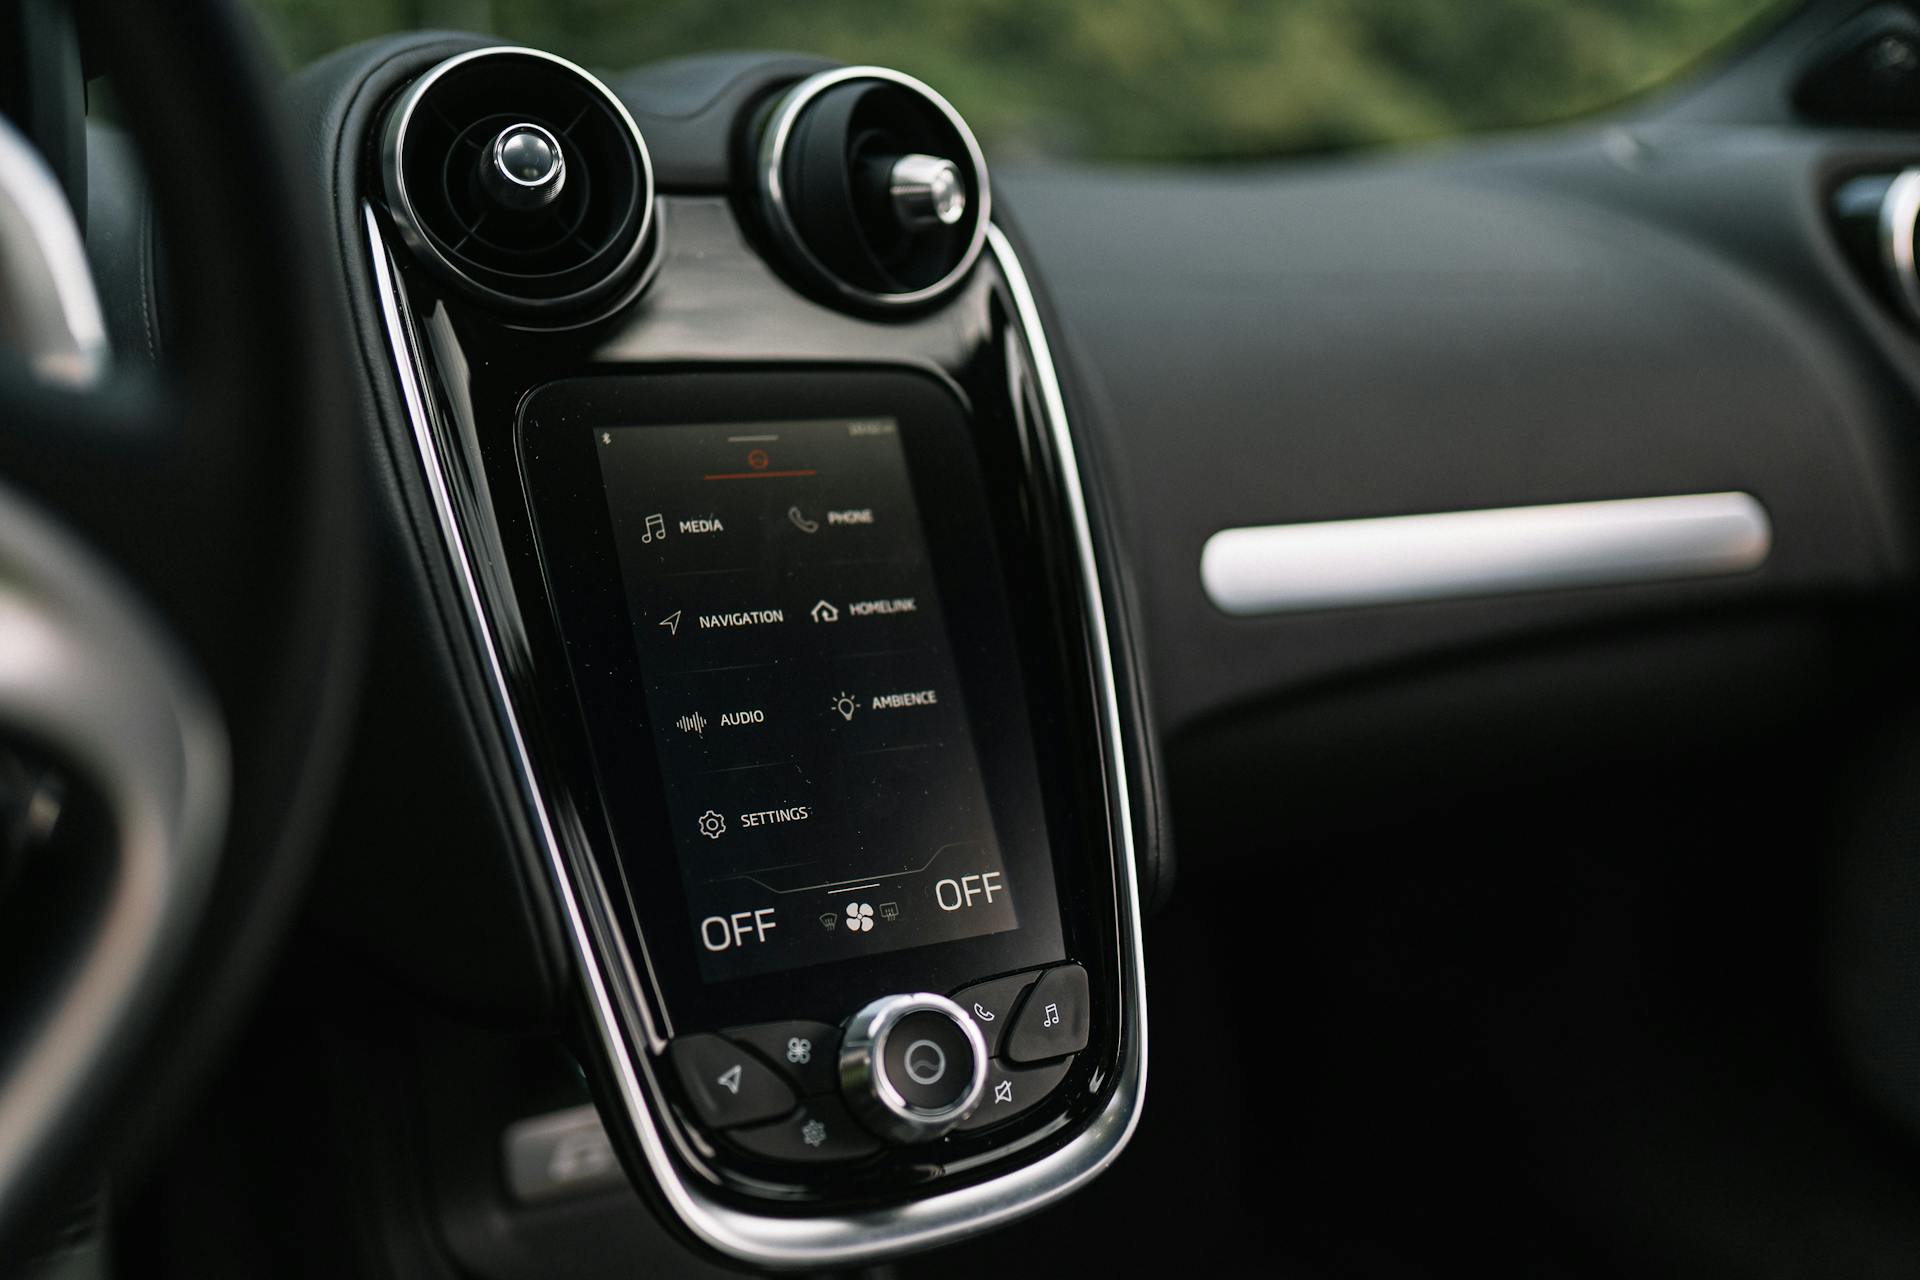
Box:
593;415;1029;982
519;372;1073;1019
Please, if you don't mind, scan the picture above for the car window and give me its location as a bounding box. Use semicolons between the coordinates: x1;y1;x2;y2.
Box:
247;0;1788;161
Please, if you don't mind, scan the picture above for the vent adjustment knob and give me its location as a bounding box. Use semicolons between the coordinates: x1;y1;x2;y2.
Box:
480;122;566;212
879;153;966;229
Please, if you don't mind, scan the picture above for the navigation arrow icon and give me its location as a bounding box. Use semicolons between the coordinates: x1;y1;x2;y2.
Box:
659;610;682;636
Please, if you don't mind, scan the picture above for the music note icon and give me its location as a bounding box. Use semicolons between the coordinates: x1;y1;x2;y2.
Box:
641;512;665;543
1042;1002;1060;1028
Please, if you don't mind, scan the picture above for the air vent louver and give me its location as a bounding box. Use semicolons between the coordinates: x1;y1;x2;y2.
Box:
757;68;990;311
381;49;655;321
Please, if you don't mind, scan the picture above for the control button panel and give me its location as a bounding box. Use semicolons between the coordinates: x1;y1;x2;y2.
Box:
952;971;1040;1058
727;1019;841;1097
670;1032;796;1129
942;962;1084;1132
728;1095;881;1164
1004;963;1090;1064
670;965;1089;1161
955;1057;1075;1132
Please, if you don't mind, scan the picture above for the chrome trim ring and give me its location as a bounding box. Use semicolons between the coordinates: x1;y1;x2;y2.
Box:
1880;167;1920;326
1200;491;1772;616
840;993;991;1142
365;204;1146;1269
757;66;992;309
379;47;656;320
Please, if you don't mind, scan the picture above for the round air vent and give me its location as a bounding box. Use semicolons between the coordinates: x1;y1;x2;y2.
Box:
381;48;656;322
756;67;990;311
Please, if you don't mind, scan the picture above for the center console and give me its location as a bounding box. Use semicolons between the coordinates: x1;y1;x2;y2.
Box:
356;43;1155;1270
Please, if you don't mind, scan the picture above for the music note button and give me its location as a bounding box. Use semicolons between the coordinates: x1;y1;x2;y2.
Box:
1004;963;1089;1065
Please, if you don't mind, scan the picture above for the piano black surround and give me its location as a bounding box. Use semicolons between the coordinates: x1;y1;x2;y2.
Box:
319;40;1162;1270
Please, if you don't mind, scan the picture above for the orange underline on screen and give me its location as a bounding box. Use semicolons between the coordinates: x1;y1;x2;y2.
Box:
702;469;819;480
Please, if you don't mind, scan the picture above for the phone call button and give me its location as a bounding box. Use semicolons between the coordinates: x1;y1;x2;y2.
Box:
950;971;1041;1058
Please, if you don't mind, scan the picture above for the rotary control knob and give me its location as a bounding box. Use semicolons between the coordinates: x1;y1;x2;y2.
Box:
477;122;567;212
879;152;967;229
839;993;988;1143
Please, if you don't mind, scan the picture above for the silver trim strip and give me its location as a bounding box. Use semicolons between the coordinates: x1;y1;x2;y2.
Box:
1201;491;1772;615
1881;167;1920;327
366;203;1146;1268
0;115;107;387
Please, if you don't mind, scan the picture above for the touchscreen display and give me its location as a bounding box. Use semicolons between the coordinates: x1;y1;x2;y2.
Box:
595;417;1025;983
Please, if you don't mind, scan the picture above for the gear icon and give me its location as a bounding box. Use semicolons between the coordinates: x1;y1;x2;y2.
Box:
697;809;726;840
845;901;875;932
832;691;858;721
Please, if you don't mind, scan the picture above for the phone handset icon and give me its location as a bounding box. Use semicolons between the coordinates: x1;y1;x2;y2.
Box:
788;505;820;534
972;1002;995;1021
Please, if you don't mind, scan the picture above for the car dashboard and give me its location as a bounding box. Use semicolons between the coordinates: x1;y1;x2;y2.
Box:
19;2;1920;1276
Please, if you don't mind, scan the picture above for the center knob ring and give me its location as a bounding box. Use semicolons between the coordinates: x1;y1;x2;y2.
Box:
840;992;989;1143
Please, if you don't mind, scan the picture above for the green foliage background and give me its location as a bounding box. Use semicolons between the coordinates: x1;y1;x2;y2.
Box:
245;0;1788;161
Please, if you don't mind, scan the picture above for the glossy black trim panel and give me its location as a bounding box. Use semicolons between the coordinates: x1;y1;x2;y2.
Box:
365;195;1147;1267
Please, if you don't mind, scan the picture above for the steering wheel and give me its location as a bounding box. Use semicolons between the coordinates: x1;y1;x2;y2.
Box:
0;0;362;1254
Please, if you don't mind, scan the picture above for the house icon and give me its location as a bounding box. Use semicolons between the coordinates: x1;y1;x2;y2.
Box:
811;600;840;623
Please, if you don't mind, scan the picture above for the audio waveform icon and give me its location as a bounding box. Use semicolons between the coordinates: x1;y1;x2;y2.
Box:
676;712;707;737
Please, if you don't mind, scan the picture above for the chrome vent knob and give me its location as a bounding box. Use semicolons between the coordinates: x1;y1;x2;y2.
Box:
881;153;966;229
479;123;566;212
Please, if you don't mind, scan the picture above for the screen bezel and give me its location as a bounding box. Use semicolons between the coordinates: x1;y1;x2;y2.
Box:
515;369;1100;1034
